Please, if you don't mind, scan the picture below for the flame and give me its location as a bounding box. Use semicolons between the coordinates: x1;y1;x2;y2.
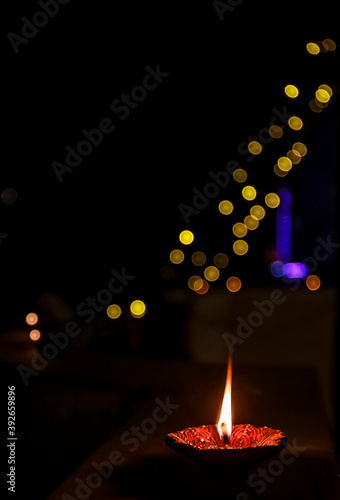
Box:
217;354;232;440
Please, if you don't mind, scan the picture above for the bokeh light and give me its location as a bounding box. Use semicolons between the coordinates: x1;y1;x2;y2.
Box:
213;253;229;268
284;85;299;98
233;240;249;256
244;215;259;230
274;164;288;177
315;89;330;103
107;304;122;319
318;84;333;97
29;329;41;341
270;261;283;277
292;142;307;157
306;42;320;55
242;186;257;201
204;266;220;281
226;277;242;292
309;99;323;113
218;200;233;215
1;188;18;204
250;205;265;220
179;230;194;245
287;149;301;164
248;141;262;155
191;251;207;266
188;275;203;291
232;222;247;237
169;249;184;264
26;312;38;326
322;38;336;51
277;156;292;172
233;168;247;183
282;262;308;279
269;125;283;139
265;193;280;209
130;300;146;318
306;275;321;291
288;116;303;130
195;279;209;295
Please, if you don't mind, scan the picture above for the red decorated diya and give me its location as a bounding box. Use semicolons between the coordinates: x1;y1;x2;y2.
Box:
166;356;286;465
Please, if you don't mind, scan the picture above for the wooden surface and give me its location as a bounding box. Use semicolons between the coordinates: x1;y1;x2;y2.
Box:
46;360;340;500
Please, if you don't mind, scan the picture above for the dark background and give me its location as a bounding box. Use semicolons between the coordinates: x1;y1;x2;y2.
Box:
1;0;339;498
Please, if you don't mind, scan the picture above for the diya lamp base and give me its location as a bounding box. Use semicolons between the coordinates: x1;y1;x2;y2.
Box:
166;424;286;466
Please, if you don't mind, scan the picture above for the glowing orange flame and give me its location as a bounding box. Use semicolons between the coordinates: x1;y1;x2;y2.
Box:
217;354;232;440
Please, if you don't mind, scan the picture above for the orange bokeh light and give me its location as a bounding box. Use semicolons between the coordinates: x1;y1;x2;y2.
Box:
29;329;41;341
306;275;321;291
195;279;209;295
226;277;242;292
26;312;38;325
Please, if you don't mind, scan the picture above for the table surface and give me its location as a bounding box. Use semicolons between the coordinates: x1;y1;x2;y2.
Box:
46;359;340;500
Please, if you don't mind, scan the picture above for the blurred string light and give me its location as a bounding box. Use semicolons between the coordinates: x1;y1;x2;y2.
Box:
204;266;220;281
287;149;301;164
169;249;184;264
179;230;194;245
233;168;247;183
242;186;257;201
130;300;146;318
213;253;229;268
218;200;233;215
288;116;303;130
29;329;41;341
107;304;121;319
277;156;292;172
233;240;248;256
191;251;206;266
284;84;299;98
265;193;280;209
233;222;247;237
306;42;320;55
26;312;38;325
250;205;265;220
276;187;291;263
306;275;321;291
248;141;262;155
226;276;242;292
244;215;259;230
269;125;283;139
292;142;307;157
195;279;209;295
315;88;330;103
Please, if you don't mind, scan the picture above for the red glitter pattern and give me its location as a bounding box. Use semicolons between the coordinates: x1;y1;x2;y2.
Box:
167;424;284;450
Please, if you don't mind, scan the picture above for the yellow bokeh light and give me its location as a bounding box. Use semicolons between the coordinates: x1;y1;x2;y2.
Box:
277;156;292;172
130;300;146;318
191;251;206;266
242;185;257;201
29;329;41;341
250;205;265;220
188;275;203;291
274;164;288;177
107;304;122;319
179;230;194;245
306;42;320;55
309;99;323;113
26;312;38;326
213;253;229;268
287;149;301;164
306;275;321;291
284;85;299;98
248;141;262;155
204;266;220;282
265;193;280;209
288;116;303;130
226;277;242;292
323;39;336;51
232;222;247;238
292;142;307;157
315;89;330;103
244;215;259;230
233;168;247;183
269;125;283;139
218;200;233;215
233;240;249;256
169;249;184;264
318;84;333;97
